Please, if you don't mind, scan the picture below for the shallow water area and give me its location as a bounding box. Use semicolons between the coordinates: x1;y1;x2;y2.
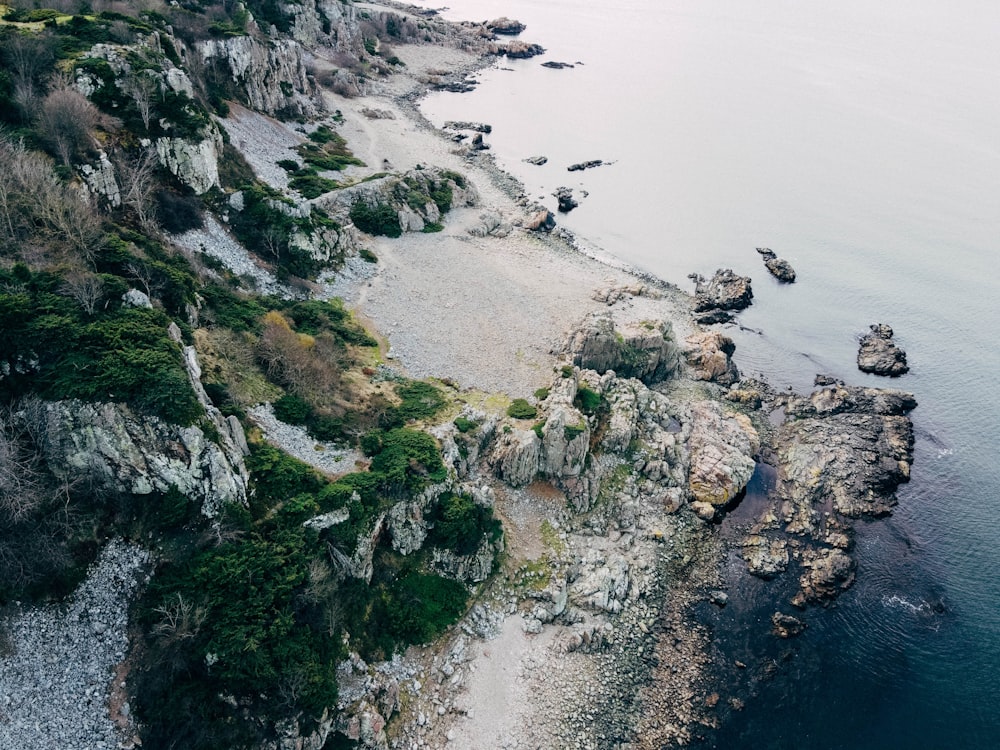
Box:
422;0;1000;746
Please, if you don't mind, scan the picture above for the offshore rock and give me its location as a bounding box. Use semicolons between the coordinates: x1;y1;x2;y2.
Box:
756;247;797;282
742;535;789;578
487;17;527;35
553;186;579;213
568;160;603;172
565;314;679;384
689;268;753;313
683;331;740;385
794;547;856;605
687;401;759;510
502;40;545;59
775;384;916;532
857;323;909;376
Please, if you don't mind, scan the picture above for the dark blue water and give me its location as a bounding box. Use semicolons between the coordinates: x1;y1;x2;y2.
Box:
422;0;1000;746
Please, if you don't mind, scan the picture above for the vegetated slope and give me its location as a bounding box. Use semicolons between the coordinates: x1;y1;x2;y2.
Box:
0;2;503;747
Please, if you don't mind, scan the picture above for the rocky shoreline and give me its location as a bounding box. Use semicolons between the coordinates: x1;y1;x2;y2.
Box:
0;4;920;749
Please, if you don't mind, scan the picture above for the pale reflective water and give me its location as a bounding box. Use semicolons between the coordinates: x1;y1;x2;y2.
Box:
422;1;1000;746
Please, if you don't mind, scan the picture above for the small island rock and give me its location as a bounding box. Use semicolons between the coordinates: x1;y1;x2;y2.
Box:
756;247;796;282
857;324;909;376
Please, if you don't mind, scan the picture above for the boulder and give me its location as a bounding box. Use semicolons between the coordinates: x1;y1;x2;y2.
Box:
553;186;579;213
489;428;541;486
524;155;548;166
687;401;759;509
857;323;909;376
683;331;740;385
756;247;796;282
525;209;556;231
689;268;753;313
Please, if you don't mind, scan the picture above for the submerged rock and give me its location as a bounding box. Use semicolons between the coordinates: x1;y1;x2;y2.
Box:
756;247;797;282
568;159;604;172
689;269;753;313
444;120;492;133
541;61;575;69
857;323;909;376
771;612;806;638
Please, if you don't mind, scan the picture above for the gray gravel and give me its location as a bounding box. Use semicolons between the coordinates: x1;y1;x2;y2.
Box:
172;215;288;297
249;403;361;476
0;540;150;750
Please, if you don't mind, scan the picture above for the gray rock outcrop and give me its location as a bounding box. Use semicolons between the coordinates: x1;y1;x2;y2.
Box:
857;323;909;376
198;35;320;118
155;131;222;194
756;247;796;282
565;314;679;384
689;268;753;314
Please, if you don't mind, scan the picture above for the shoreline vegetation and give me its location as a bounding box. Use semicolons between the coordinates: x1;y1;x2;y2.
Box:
0;2;917;749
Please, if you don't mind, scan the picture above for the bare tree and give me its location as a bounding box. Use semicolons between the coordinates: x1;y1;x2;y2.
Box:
36;79;100;167
122;72;158;131
114;147;159;230
152;592;207;648
0;408;47;523
60;267;106;316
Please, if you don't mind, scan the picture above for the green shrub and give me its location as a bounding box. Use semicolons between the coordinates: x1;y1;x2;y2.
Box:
359;248;378;263
574;385;603;415
563;422;586;441
427;493;502;556
289;172;339;199
273;394;311;424
532;420;546;439
349;201;401;238
506;399;537;420
453;416;477;433
533;387;550;401
367;428;446;494
394;381;446;422
422;221;444;233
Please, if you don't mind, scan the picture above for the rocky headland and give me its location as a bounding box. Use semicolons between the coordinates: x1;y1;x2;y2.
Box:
0;3;919;749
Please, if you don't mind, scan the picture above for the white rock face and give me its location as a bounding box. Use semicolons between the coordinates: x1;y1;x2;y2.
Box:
198;35;319;118
155;133;221;194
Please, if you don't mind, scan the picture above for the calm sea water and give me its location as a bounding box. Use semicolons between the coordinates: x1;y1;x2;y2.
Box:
422;1;1000;746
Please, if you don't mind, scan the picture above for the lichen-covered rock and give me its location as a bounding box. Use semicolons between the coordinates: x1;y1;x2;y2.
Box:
683;331;740;385
857;323;909;376
687;401;759;509
430;536;498;583
565;314;679;384
42;400;247;517
570;548;630;614
771;612;806;638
